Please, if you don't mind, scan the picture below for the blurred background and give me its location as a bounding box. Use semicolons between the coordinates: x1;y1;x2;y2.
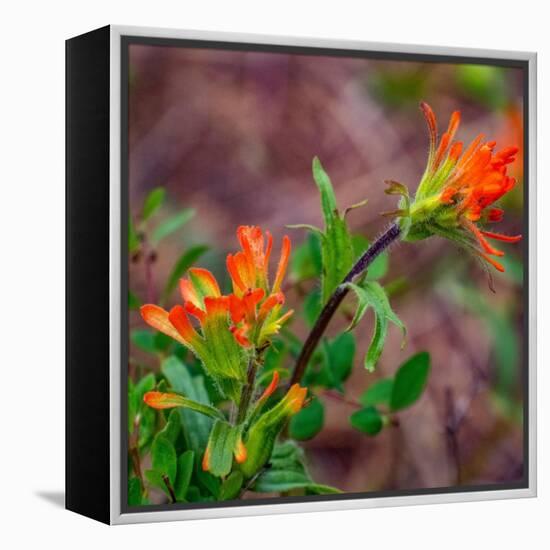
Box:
128;43;525;495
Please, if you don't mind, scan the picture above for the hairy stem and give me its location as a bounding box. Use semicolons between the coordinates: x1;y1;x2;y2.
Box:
236;356;258;425
288;223;401;387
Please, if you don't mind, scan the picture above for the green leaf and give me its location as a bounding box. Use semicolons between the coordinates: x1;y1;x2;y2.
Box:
455;65;508;109
390;352;431;411
204;420;240;478
131;330;157;354
145;469;169;494
131;373;156;450
158;409;181;444
303;288;322;328
142;187;166;221
254;469;341;494
325;332;356;384
160;245;209;304
360;378;394;407
290;232;322;282
350;406;384;436
174;450;195;501
162;357;213;452
128;477;143;506
343;281;406;371
151;435;177;485
128;218;140;254
152;208;195;244
312;157;354;304
289;397;324;440
219;471;244;501
352;235;389;280
147;391;223;419
195;463;221;498
128;290;141;310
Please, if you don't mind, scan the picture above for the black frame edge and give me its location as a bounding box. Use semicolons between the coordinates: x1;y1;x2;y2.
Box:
66;24;111;525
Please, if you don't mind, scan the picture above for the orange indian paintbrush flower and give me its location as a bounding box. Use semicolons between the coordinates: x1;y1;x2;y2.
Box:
226;226;293;347
400;102;522;273
140;267;245;402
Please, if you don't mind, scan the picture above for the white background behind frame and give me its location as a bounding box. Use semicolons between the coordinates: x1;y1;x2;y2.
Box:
0;0;547;548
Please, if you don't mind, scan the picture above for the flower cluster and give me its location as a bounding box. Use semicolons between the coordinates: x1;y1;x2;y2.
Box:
141;226;294;401
401;102;521;272
139;226;305;480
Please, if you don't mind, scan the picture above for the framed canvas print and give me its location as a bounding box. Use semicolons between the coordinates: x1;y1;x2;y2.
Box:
66;25;537;525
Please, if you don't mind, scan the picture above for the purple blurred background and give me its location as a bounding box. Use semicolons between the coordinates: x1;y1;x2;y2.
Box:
128;43;525;493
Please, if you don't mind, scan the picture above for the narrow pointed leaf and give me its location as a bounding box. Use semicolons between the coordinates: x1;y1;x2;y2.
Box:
312;157;354;303
142;187;165;220
152;208;195;244
174;450;195;501
343;281;406;371
162;357;213;452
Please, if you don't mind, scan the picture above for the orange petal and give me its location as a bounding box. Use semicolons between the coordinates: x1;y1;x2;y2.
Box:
226;254;248;293
140;304;187;346
420;102;438;162
480;230;522;243
188;267;221;298
228;293;246;324
479;251;505;272
230;324;252;347
449;141;463;162
143;391;185;409
184;301;206;324
283;384;308;414
168;305;202;345
227;252;254;292
243;288;265;319
465;220;504;257
234;438;247;464
487;208;504;222
259;371;280;402
204;296;230;318
202;448;211;472
258;291;285;322
272;236;291;292
264;231;273;272
179;278;201;309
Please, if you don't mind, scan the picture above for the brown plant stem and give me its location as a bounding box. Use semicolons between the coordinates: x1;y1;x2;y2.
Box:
162;474;177;503
288;223;401;387
237;357;258;425
129;416;145;492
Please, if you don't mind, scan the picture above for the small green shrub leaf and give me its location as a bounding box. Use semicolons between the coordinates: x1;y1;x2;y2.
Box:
360;378;394;407
128;477;143;506
350;406;383;436
289;397;324;440
219;471;244;501
151;435;177;485
390;352;431;411
174;450;195;501
162;357;213;452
